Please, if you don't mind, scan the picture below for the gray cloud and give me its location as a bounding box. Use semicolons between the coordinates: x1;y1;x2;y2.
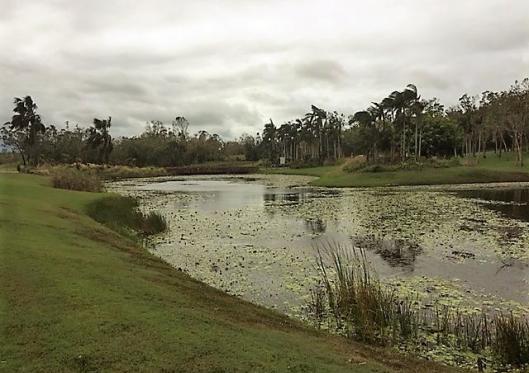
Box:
1;0;528;139
295;60;346;83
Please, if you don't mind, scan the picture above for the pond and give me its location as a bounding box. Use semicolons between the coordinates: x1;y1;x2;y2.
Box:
110;175;529;318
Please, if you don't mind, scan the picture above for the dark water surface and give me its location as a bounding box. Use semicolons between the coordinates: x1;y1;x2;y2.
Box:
457;188;529;222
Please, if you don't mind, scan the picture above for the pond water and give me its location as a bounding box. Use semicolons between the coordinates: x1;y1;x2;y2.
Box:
110;175;529;317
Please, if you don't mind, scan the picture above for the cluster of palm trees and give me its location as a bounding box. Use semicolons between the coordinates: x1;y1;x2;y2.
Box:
260;78;529;167
258;85;427;165
351;84;425;163
260;105;346;164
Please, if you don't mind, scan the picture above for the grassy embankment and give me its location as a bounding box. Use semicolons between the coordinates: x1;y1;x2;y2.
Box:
0;173;460;372
263;152;529;187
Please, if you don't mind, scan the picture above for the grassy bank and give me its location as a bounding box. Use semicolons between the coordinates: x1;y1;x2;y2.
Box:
0;173;459;372
262;153;529;187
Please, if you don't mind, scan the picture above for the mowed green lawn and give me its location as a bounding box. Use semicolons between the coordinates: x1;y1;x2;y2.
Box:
0;173;459;372
263;153;529;187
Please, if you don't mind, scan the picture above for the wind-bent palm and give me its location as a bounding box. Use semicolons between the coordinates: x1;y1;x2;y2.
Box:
87;117;113;164
4;96;46;165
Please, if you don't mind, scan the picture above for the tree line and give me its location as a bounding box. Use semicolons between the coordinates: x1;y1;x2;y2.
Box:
1;98;247;167
2;77;528;168
258;78;529;166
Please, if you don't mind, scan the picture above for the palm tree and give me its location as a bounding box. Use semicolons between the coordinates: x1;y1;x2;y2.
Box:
294;118;307;160
386;84;418;161
411;99;426;160
380;96;397;160
261;119;278;163
327;111;344;159
351;110;377;162
277;123;290;161
304;105;328;161
87;117;113;164
3;96;46;166
301;113;317;160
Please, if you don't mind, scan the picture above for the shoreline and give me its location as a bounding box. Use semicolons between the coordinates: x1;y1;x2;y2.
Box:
0;172;459;372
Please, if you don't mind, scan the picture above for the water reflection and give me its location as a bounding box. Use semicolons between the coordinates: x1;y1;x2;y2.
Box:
263;191;307;206
304;218;327;234
351;235;423;268
457;188;529;222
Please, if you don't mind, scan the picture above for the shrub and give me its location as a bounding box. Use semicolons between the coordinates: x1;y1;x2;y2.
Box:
461;157;479;167
355;157;461;173
97;165;168;179
360;164;397;173
423;157;461;168
342;156;367;173
52;168;102;192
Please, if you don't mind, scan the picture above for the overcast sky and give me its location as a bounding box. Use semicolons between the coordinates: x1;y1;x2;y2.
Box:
1;0;528;139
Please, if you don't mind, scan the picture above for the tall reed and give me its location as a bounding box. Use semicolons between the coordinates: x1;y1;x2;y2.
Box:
308;242;529;368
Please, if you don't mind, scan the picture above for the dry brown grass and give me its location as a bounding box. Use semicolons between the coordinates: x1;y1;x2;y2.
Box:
51;167;103;192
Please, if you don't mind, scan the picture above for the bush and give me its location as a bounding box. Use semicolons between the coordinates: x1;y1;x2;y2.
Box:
461;157;479;167
423;157;461;168
52;168;102;192
360;164;397;173
356;157;461;173
86;196;167;236
289;159;323;169
342;156;367;173
97;165;168;179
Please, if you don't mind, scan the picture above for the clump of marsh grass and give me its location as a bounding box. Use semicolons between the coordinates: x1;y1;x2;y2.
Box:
309;241;529;369
86;196;167;237
52;167;103;192
307;285;326;328
315;242;418;345
140;211;168;235
493;313;529;366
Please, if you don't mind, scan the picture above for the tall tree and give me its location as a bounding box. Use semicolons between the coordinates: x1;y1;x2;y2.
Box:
2;96;46;166
261;119;278;163
502;79;529;166
87;117;113;164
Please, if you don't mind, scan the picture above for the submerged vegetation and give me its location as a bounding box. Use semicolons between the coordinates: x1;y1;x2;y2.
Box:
308;243;529;370
86;196;167;237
